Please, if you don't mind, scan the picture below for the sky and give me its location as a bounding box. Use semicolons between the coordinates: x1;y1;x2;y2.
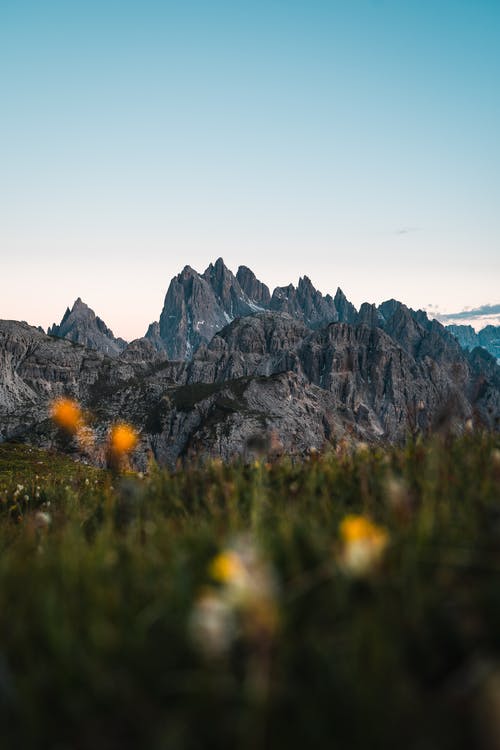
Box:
1;0;499;339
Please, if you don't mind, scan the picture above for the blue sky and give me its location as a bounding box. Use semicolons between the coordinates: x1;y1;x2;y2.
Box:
1;0;499;338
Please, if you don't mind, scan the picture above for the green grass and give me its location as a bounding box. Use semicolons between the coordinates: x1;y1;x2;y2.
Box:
1;435;500;749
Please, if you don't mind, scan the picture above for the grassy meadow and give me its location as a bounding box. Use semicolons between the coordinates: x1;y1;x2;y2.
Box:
1;435;500;749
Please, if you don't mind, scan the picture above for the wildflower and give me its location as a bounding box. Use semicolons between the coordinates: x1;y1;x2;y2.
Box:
210;551;247;585
109;423;138;455
210;537;279;636
191;536;279;658
34;511;51;529
50;397;83;433
338;514;389;576
107;423;139;471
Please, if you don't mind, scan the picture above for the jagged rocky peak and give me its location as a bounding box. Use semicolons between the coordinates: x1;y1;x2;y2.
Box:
376;299;427;357
157;258;278;361
202;257;254;318
158;263;229;361
236;265;271;308
358;302;384;328
333;287;358;324
154;259;363;360
270;276;339;329
2;290;500;465
48;298;127;357
374;300;465;366
143;321;167;353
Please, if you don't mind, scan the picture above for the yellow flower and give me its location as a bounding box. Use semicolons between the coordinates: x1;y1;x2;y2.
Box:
338;514;388;576
204;538;280;646
109;423;138;455
50;398;83;433
339;515;386;544
209;551;246;584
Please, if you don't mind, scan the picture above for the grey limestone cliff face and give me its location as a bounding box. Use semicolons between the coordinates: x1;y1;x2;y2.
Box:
155;258;275;360
333;287;359;324
147;372;364;467
358;302;385;328
0;320;105;439
3;259;500;468
142;322;167;353
2;303;500;469
269;276;339;328
150;258;361;360
236;266;271;308
157;264;230;360
202;258;256;318
185;313;489;441
48;298;127;357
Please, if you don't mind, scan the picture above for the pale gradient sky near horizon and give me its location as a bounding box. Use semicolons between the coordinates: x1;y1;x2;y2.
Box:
1;0;499;339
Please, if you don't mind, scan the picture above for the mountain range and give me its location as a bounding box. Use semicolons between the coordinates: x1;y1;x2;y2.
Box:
46;258;500;363
1;258;499;468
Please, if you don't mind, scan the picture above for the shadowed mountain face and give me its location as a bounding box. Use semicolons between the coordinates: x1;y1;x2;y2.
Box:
48;298;127;357
236;266;271;307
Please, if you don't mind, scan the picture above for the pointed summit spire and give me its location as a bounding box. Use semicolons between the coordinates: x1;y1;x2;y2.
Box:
334;288;358;324
47;299;127;356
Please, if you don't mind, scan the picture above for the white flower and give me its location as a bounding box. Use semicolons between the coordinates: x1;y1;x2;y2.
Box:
190;590;235;657
34;511;51;529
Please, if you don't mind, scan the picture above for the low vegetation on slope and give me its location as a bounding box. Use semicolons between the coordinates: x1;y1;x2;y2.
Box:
1;435;500;749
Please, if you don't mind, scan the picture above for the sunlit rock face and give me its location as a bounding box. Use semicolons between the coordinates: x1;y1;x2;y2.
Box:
48;298;127;357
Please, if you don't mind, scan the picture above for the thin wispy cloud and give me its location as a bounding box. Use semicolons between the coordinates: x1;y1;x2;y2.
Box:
395;227;420;235
433;303;500;332
438;303;500;321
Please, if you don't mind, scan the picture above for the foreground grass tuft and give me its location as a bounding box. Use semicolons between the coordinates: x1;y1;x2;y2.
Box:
1;435;500;749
